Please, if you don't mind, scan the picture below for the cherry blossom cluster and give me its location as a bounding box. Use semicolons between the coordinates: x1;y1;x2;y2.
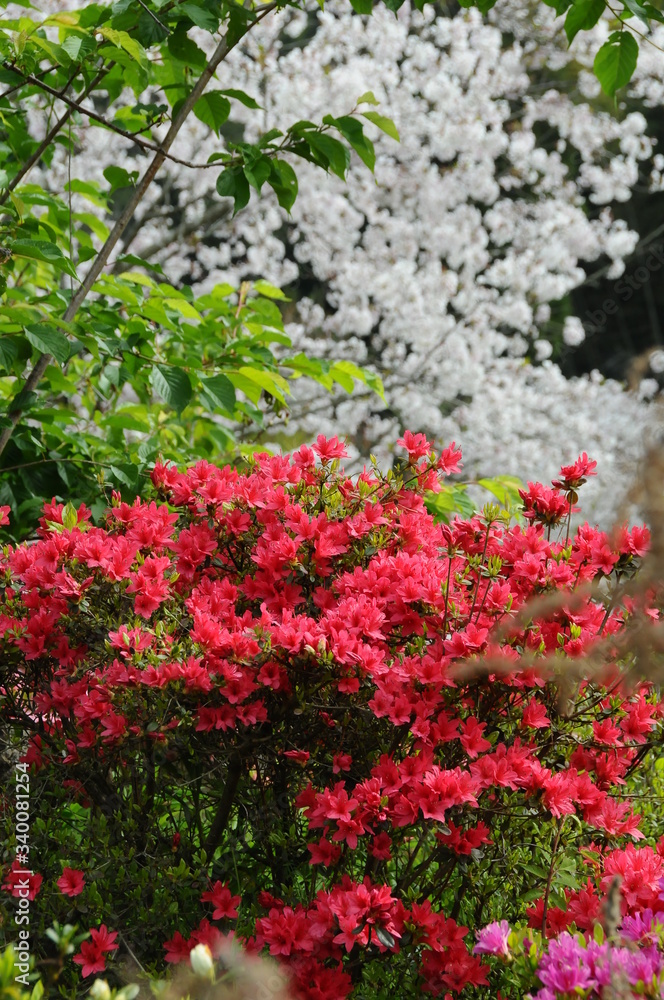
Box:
0;435;660;998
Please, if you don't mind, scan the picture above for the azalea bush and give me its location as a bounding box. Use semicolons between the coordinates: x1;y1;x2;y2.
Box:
0;433;662;998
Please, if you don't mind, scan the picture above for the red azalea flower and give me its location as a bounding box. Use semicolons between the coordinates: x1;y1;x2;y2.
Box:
164;931;192;964
311;434;347;463
201;880;241;920
2;862;43;900
552;452;598;490
73;926;117;978
90;925;119;954
73;941;107;978
397;430;432;461
283;749;310;766
57;867;85;897
521;700;550;730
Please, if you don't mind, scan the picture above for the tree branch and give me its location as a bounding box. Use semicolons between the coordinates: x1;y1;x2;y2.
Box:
0;2;278;460
13;69;228;170
203;755;243;856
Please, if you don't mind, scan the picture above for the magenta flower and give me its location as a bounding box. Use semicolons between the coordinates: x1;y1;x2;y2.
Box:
538;934;593;994
473;920;511;956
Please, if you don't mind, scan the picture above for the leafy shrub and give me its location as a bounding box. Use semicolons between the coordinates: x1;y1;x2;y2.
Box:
0;434;660;998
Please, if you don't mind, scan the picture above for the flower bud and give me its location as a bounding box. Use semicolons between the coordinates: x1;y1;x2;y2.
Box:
189;942;215;980
89;980;112;1000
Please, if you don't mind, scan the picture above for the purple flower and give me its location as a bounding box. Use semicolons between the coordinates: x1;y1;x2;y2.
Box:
537;933;593;994
621;944;663;986
473;920;511;957
584;940;611;988
622;908;662;944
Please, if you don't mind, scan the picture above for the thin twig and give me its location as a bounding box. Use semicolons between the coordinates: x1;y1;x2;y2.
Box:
135;0;170;33
9;70;221;170
541;818;564;934
0;65;109;206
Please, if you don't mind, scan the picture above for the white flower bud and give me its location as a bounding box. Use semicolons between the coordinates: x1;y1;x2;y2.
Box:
89;981;112;1000
189;943;215;980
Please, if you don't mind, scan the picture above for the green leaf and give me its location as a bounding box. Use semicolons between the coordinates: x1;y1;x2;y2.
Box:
216;170;236;199
330;365;354;393
115;254;164;275
253;280;290;300
331;359;385;400
217;168;250;214
60;32;96;62
564;0;605;42
10;239;78;279
99;26;147;67
236;366;290;404
520;887;545;903
193;92;231;135
243;156;271;192
642;3;664;23
360;111;400;141
178;1;219;30
304;133;350;179
104;412;150;433
8;388;38;413
425;486;475;523
594;32;639;95
200;373;236;413
258;129;284;148
109;463;140;488
356;91;380;105
25;324;70;365
0;337;19;371
477;475;523;507
219;88;262;109
349;0;373;11
375;927;396;948
269;160;298;212
136;8;170;44
104;165;138;191
61;501;78;530
149;364;192;412
326;115;376;171
167;26;207;67
621;0;650;24
66;179;108;207
30;979;44;1000
542;0;573;11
